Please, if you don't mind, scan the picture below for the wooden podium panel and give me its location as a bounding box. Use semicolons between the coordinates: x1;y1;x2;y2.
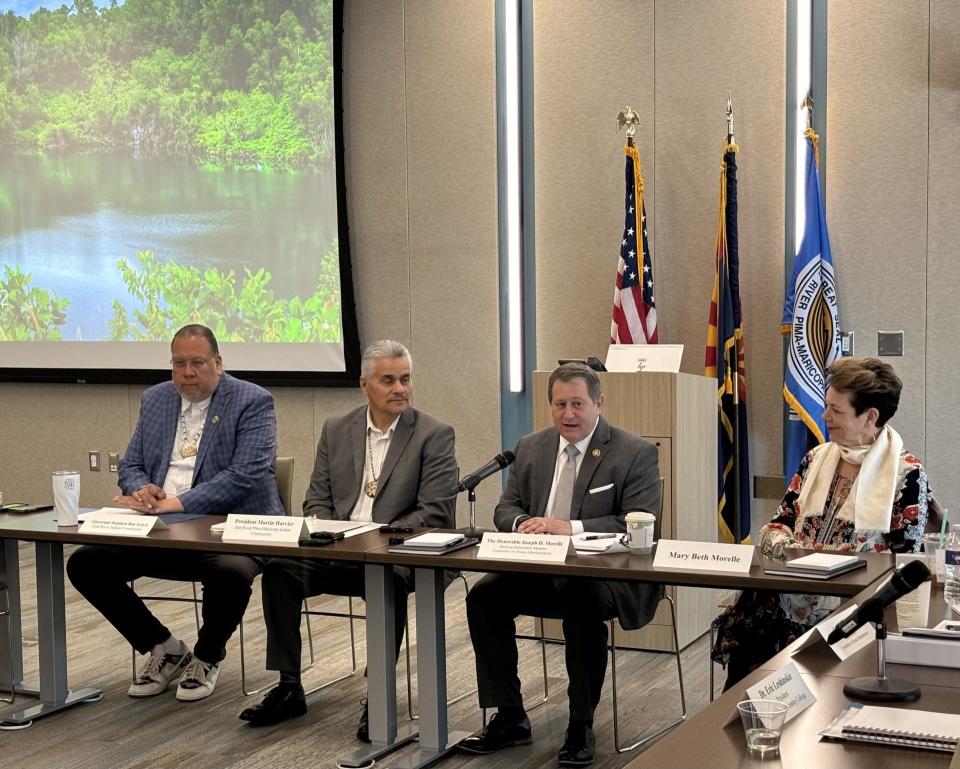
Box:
532;370;718;651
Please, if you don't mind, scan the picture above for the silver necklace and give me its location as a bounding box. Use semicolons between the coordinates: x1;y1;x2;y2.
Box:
179;410;204;458
364;430;379;498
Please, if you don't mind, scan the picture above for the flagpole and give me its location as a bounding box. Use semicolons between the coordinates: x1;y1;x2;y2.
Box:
725;94;743;543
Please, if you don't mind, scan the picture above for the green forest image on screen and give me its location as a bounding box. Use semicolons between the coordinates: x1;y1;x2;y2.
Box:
0;0;342;344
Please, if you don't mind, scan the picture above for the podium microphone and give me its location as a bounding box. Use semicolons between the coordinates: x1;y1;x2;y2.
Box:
827;559;930;644
456;451;516;493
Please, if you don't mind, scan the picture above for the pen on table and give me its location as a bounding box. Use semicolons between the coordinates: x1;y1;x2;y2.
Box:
582;534;617;541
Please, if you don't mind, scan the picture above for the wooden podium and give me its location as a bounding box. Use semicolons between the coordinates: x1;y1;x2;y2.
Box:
532;370;718;651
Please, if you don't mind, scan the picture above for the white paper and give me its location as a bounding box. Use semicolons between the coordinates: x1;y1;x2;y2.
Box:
745;661;816;724
221;514;306;544
78;512;168;537
790;604;874;660
653;539;756;573
894;552;931;628
403;532;464;547
304;518;376;535
785;552;859;571
477;533;574;564
79;506;141;521
571;532;622;552
211;519;381;537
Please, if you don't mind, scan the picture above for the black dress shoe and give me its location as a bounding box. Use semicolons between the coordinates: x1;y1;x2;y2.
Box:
459;712;532;754
558;722;595;766
356;698;370;743
238;683;307;726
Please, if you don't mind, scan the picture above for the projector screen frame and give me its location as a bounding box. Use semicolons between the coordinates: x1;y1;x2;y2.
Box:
0;0;362;390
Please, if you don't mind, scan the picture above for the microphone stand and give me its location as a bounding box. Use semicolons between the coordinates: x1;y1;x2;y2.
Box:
842;621;921;702
456;486;487;540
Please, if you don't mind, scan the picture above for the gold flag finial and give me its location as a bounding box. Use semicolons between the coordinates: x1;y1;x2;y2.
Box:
801;91;815;131
616;105;640;145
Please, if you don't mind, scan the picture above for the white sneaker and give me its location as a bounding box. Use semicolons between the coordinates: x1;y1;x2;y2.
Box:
128;649;193;698
175;658;220;702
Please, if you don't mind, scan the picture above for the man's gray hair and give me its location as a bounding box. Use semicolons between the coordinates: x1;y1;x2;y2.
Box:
361;339;412;378
548;362;602;404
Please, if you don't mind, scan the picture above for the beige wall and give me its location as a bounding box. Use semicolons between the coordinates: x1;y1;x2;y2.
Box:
533;0;786;530
2;1;958;530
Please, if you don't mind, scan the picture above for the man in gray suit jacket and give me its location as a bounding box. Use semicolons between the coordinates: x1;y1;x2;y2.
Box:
460;363;660;767
239;339;457;735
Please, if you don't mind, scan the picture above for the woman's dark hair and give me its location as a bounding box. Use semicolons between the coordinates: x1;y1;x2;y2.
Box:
826;357;902;427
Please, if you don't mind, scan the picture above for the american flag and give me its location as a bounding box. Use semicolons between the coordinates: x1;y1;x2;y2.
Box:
611;143;657;344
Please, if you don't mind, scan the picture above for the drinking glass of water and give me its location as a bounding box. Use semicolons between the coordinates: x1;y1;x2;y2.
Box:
737;699;789;755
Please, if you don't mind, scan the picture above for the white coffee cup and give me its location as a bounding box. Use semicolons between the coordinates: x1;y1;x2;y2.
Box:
624;511;656;554
53;470;80;527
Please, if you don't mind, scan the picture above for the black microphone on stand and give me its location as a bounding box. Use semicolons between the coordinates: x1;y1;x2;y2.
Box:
828;559;931;703
456;451;516;493
827;559;931;644
456;451;516;538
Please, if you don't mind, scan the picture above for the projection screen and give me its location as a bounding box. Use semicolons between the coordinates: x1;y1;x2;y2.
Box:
0;0;360;385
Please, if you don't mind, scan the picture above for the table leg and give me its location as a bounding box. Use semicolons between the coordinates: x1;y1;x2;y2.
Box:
0;542;101;728
337;563;417;769
384;567;470;769
0;539;25;695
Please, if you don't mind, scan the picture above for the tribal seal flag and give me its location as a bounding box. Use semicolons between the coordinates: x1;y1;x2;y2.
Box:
781;129;841;480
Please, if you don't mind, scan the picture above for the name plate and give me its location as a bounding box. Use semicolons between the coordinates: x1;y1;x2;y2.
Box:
477;533;575;564
724;661;815;726
221;515;306;544
653;539;756;573
79;512;168;538
790;603;874;660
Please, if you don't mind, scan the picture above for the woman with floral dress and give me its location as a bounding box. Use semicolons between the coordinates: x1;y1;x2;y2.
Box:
712;357;931;690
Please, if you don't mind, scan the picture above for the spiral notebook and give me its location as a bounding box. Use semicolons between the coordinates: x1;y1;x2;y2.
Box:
820;703;960;753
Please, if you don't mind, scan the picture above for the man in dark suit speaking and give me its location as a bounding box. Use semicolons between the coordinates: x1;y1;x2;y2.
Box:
239;339;457;735
68;323;283;703
459;362;660;767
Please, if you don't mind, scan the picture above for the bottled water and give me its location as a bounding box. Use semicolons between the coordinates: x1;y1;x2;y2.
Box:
944;524;960;607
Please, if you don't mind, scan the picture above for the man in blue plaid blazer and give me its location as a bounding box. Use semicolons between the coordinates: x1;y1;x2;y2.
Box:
67;324;282;703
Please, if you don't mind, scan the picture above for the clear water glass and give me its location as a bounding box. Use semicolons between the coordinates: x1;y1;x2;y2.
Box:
737;699;789;755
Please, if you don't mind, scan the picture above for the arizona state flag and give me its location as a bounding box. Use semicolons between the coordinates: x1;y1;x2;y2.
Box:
781;130;840;481
705;145;751;544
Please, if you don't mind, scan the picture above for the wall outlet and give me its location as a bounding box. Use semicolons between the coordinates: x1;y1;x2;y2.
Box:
108;452;120;473
840;331;855;356
88;450;100;472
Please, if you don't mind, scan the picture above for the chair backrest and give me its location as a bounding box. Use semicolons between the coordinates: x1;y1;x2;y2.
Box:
276;456;295;516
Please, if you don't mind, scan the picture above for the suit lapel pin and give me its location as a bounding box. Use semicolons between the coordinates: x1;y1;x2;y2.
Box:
212;415;220;423
591;449;601;458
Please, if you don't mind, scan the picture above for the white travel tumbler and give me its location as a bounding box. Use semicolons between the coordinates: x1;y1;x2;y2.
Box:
52;470;80;527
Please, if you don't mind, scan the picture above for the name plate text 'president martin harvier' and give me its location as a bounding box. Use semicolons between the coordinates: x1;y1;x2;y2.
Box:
653;539;756;574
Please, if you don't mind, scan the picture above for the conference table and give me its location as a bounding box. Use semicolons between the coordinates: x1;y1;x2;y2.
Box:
0;511;411;745
0;511;895;769
363;541;894;769
625;582;960;769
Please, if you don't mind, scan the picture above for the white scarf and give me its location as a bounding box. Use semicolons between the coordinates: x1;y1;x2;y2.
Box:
796;424;903;533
